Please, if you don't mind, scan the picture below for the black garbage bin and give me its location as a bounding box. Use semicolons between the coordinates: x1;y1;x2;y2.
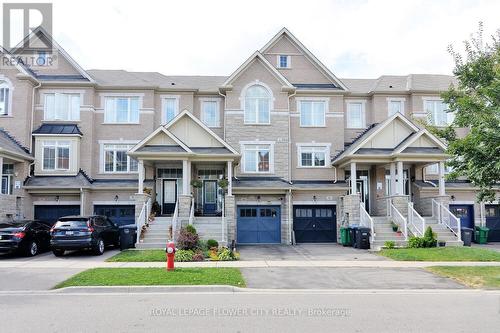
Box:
348;225;359;247
461;227;473;247
119;224;137;250
355;227;371;249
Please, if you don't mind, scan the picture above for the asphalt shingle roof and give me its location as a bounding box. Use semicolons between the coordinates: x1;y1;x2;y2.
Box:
0;128;32;159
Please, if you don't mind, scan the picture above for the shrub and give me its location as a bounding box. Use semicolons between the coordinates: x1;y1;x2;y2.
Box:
177;227;199;250
217;247;233;261
192;251;205;262
185;225;197;235
423;226;437;248
384;241;396;249
207;239;219;248
408;236;425;248
175;249;194;262
197;240;209;252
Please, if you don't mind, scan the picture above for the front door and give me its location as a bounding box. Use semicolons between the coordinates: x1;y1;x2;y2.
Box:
449;204;474;229
162;179;177;215
203;180;217;215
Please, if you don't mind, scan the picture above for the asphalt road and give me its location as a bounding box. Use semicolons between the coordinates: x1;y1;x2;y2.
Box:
0;289;498;332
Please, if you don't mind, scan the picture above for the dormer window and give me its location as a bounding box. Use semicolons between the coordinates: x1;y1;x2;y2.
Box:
277;55;290;68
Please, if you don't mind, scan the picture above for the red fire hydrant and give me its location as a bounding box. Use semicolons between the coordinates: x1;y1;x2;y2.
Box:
166;241;175;271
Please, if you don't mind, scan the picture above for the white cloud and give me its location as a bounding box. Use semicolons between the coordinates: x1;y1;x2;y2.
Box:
30;0;500;77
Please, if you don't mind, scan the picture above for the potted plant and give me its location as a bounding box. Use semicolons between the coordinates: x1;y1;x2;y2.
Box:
218;178;229;189
191;179;203;188
143;187;152;195
391;220;399;232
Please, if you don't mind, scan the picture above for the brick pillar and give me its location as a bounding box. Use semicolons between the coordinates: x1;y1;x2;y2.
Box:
225;195;236;244
341;194;360;226
178;195;192;228
134;193;151;222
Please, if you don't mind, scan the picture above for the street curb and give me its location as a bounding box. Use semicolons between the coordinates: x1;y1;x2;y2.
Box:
52;285;241;294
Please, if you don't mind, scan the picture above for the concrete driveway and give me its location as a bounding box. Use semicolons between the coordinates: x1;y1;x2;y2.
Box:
238;244;386;261
241;267;465;289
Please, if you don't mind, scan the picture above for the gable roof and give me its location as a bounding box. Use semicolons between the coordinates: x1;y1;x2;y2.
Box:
221;51;294;90
260;28;349;91
129;125;192;154
0;129;33;161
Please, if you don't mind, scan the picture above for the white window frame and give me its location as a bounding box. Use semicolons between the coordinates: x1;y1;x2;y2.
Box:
0;78;13;116
200;98;220;128
298;99;327;127
1;163;14;195
423;98;454;126
41;140;71;171
240;141;275;174
425;162;453;175
297;143;331;168
43;92;81;121
387;97;405;117
277;55;291;69
104;96;141;124
161;95;180;124
100;142;139;174
346;101;366;129
242;83;272;125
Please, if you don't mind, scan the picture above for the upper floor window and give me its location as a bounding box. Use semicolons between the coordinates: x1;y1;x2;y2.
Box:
42;140;70;171
104;97;140;123
162;97;179;124
103;144;138;173
242;144;272;173
277;55;290;68
1;164;14;195
44;93;80;121
244;85;270;124
298;146;329;167
388;99;404;116
299;100;326;127
0;82;11;116
346;102;365;128
425;100;454;126
201;100;219;127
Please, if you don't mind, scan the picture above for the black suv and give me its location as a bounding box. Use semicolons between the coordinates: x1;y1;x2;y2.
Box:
50;216;120;256
0;220;51;256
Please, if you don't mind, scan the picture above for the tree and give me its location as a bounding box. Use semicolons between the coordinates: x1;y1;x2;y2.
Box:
429;23;500;202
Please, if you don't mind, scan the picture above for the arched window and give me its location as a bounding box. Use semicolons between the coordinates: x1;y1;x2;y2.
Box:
244;85;270;124
0;81;12;116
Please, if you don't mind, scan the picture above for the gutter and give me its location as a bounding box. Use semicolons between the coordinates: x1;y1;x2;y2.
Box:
29;79;42;152
287;89;296;183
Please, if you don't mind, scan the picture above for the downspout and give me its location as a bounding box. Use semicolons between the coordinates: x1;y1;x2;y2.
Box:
288;188;293;245
218;89;227;141
332;166;338;183
29;80;42;153
80;187;84;215
287;89;296;183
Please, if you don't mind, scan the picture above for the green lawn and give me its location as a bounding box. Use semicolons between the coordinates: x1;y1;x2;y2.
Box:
107;250;166;262
379;247;500;261
427;266;500;289
54;268;245;289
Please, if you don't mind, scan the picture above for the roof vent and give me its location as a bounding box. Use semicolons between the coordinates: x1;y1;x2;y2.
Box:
171;82;175;85
389;85;393;88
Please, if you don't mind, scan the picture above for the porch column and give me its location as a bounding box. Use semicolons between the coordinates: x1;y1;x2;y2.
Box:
396;161;404;195
350;162;357;194
182;160;190;195
438;161;446;196
138;160;144;194
227;161;233;196
389;162;396;196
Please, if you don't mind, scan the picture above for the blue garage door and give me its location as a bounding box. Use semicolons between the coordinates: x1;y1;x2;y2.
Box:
34;205;81;226
94;205;135;226
485;205;500;242
449;204;474;229
237;206;281;244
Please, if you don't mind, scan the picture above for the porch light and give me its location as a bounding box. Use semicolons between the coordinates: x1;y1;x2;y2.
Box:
313;195;317;202
55;195;59;202
114;195;119;202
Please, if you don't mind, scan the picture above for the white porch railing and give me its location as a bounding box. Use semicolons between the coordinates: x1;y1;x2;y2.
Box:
136;198;150;246
359;202;374;243
221;195;226;243
432;199;461;241
408;202;425;237
188;197;195;225
171;199;179;241
388;200;408;240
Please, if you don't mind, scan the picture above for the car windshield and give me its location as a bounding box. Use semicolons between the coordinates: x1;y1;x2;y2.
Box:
54;220;88;228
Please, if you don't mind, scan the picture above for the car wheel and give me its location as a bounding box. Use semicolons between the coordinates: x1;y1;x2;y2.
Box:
52;249;65;257
25;241;38;257
93;238;105;255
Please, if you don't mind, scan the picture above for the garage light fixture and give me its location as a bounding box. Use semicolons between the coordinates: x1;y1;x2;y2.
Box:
55;195;59;202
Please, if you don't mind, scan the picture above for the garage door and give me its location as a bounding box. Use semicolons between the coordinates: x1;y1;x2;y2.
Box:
34;205;81;225
449;204;475;229
237;206;281;244
293;205;336;243
486;205;500;242
94;205;135;226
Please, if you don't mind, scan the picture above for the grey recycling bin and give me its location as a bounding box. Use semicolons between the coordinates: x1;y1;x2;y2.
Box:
461;227;473;247
355;227;371;249
348;225;359;247
119;224;137;250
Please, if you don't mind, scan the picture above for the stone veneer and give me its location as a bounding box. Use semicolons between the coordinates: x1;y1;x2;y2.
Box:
340;194;361;226
224;195;235;244
0;195;18;222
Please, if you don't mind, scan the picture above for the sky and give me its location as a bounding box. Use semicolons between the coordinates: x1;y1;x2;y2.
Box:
2;0;500;78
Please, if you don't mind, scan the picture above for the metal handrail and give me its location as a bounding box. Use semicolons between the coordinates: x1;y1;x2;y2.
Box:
408;202;425;237
171;199;179;241
135;199;149;245
359;202;375;243
432;199;461;241
390;202;408;240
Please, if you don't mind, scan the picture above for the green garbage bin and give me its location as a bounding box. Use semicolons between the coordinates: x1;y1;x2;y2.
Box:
340;227;351;246
474;226;489;244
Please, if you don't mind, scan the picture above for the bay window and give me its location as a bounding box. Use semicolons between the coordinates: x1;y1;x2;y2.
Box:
44;93;80;121
300;100;326;127
244;85;270;124
104;97;140;123
298;146;328;167
243;144;272;173
42;141;70;171
103;144;137;173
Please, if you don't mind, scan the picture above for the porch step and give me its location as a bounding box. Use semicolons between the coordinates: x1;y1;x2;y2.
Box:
136;242;166;249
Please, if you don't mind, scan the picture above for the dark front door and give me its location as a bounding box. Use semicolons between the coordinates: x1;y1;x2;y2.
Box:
203;180;217;215
94;205;135;226
486;205;500;242
293;205;337;243
34;205;81;226
162;179;177;215
237;206;281;244
449;204;474;229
